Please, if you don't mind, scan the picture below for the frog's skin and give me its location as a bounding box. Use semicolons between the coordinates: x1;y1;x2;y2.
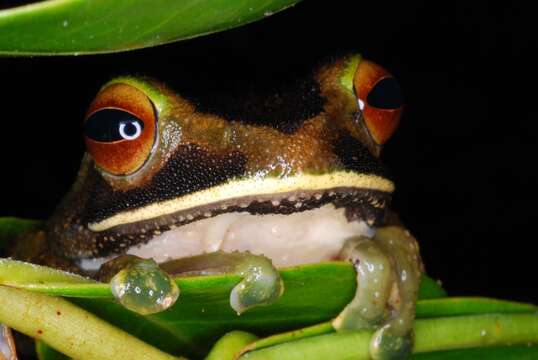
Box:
12;54;422;360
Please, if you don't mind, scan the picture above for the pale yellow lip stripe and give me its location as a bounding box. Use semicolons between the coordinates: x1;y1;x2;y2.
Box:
89;172;394;232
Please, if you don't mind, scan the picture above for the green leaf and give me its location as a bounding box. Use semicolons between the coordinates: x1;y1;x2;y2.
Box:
416;297;538;318
0;217;42;253
1;259;537;358
236;314;538;360
231;300;538;357
53;262;366;358
0;285;181;360
36;341;71;360
0;0;302;55
0;259;95;287
410;344;538;360
0;259;446;357
205;331;259;360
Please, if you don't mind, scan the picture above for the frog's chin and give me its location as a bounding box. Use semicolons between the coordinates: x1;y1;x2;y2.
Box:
76;204;375;272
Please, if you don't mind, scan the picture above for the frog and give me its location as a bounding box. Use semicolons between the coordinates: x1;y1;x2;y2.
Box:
10;54;423;360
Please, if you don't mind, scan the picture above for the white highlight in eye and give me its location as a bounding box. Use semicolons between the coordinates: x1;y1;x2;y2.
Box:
119;120;142;140
89;172;394;232
358;98;366;111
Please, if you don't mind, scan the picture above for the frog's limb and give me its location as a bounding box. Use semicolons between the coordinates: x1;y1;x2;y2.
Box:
96;256;180;315
369;227;422;360
332;237;394;330
160;251;284;314
333;226;422;360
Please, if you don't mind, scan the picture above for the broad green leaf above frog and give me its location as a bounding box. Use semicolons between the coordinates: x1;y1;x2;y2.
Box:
11;55;422;360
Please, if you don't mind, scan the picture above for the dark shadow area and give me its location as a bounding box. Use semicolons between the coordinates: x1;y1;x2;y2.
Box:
0;0;41;10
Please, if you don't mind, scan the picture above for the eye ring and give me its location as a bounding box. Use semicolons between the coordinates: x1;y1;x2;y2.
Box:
84;82;158;176
353;60;403;145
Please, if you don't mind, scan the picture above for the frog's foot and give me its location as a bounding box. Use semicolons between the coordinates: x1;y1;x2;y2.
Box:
159;251;284;314
97;252;282;314
96;255;180;315
332;226;422;360
100;252;284;315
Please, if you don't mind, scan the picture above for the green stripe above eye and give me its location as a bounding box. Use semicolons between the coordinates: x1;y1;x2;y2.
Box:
339;54;362;93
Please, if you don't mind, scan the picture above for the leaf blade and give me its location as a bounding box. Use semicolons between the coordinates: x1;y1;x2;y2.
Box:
0;259;446;356
0;285;180;360
0;0;302;55
410;345;538;360
237;314;538;360
1;259;537;358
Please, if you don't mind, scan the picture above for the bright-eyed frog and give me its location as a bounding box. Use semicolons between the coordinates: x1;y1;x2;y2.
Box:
12;55;423;360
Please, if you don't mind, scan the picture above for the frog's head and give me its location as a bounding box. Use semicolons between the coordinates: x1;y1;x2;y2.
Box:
47;54;404;270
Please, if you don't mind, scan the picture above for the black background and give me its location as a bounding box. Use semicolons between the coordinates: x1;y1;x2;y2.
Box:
1;1;536;302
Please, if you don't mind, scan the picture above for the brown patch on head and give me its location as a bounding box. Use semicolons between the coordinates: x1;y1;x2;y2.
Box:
226;115;339;177
166;100;339;178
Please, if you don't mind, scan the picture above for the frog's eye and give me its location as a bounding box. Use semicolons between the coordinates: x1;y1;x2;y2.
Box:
353;60;403;145
84;83;157;176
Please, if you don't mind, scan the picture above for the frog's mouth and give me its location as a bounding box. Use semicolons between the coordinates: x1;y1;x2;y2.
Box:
76;183;392;272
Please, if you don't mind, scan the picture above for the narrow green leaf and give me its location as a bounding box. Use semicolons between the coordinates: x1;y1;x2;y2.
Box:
230;298;537;355
238;322;334;354
0;285;182;360
410;344;538;360
416;297;537;318
205;331;258;360
0;0;302;55
238;314;538;360
0;259;95;286
414;313;538;352
36;341;70;360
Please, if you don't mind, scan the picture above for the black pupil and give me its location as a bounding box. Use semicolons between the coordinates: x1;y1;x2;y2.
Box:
366;77;404;109
84;109;144;142
122;122;138;137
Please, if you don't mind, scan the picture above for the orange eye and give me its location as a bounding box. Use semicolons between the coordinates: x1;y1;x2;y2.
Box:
353;60;404;145
84;83;157;176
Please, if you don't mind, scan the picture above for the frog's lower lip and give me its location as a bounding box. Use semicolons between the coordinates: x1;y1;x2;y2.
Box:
83;186;391;264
